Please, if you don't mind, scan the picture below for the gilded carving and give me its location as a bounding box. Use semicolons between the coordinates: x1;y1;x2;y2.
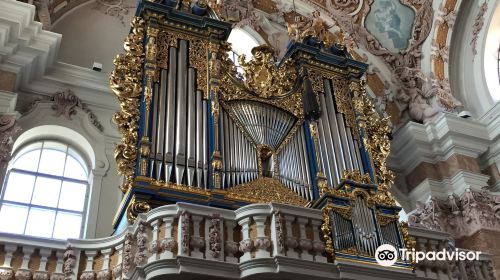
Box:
321;205;334;259
225;177;307;206
238;45;297;99
351;80;396;206
110;16;146;193
126;197;151;224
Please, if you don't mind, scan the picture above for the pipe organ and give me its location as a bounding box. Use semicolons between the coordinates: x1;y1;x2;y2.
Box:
149;39;209;188
110;0;412;269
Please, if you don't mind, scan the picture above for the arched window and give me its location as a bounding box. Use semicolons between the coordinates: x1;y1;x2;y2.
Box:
0;141;89;239
227;28;260;74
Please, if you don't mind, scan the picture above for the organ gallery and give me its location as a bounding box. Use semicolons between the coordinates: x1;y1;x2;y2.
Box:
110;0;411;269
0;0;499;278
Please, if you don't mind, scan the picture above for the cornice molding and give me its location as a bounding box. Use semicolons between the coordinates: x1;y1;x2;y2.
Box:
0;0;61;90
390;113;491;172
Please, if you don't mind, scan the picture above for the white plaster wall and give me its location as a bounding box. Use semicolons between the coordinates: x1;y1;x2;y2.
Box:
51;0;134;73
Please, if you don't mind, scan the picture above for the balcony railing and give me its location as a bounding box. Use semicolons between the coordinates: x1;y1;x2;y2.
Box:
0;203;496;280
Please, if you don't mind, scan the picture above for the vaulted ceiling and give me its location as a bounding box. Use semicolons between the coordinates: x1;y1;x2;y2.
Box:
37;0;500;129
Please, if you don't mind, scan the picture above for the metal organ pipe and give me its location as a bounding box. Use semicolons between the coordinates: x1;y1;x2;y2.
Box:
315;79;367;187
196;89;205;188
175;40;188;185
299;128;312;200
218;109;258;188
324;80;347;176
147;39;210;189
150;81;160;179
276;127;312;201
164;45;177;183
186;68;197;186
336;113;354;171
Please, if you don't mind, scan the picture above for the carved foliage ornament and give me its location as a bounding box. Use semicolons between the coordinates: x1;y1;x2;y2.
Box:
408;188;500;238
208;214;222;257
28;89;104;132
350;80;395;206
238;45;297;99
0;114;21;166
217;43;303;118
110;16;145;193
126;197;151;224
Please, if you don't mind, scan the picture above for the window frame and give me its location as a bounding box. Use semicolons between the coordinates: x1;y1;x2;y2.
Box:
0;140;91;239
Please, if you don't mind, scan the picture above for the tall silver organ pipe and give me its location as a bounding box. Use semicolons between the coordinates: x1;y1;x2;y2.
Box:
220;109;258;188
277;127;312;201
149;39;208;188
316;78;365;187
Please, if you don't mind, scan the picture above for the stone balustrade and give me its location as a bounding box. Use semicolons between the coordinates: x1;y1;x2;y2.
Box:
0;203;496;280
410;227;496;280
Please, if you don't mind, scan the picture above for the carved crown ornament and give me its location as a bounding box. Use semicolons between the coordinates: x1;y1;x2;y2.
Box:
27;89;104;132
215;43;304;119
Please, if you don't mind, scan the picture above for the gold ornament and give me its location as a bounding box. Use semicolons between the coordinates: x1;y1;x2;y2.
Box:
238;45;298;99
321;205;335;260
351;80;396;206
110;16;146;193
126;197;151;224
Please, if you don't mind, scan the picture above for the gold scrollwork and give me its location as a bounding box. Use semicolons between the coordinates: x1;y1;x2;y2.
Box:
224;177;307;206
218;44;304;119
342;169;372;184
126;197;151;224
321;205;335;260
377;213;399;226
110;16;146;193
332;205;352;220
239;45;298;99
157;31;179;69
351;80;395;206
400;221;416;264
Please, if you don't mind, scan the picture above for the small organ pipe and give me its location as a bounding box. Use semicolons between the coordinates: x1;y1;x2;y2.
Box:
186;68;197;186
174;40;188;184
164;46;177;182
195;90;203;188
337;113;354;171
324;80;346;174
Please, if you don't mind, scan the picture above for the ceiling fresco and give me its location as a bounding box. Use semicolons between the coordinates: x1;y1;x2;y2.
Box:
364;0;415;52
38;0;481;129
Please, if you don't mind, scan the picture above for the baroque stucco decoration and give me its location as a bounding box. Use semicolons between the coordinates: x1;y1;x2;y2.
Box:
0;114;21;168
326;0;462;122
470;1;489;57
207;0;463;125
408;189;500;239
27;89;104;132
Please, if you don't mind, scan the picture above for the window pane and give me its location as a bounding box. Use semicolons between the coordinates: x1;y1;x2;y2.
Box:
31;177;61;207
0;203;28;234
64;155;88;180
25;208;55;238
3;172;36;203
38;142;67;176
12;150;41;172
58;181;86;211
53;212;82;239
